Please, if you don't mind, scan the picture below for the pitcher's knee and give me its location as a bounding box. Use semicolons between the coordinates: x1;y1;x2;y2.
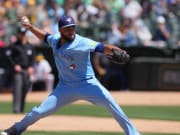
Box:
30;107;40;118
30;106;49;119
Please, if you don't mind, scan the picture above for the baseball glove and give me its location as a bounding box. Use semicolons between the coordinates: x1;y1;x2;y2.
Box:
108;48;130;64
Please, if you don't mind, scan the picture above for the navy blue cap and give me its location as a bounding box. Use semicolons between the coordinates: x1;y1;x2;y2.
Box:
58;15;76;28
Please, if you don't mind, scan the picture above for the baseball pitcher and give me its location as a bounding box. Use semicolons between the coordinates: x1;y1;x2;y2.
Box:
1;15;140;135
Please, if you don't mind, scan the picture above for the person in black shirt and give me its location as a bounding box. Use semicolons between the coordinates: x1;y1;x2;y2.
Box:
6;27;35;113
152;16;171;45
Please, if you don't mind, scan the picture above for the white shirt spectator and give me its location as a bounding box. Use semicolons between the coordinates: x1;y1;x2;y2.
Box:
31;54;54;91
122;0;142;20
34;59;52;80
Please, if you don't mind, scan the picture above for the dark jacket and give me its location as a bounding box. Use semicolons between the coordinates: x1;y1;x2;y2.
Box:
6;40;35;70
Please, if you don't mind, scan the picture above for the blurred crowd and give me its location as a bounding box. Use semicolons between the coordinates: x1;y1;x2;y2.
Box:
0;0;180;48
0;0;179;91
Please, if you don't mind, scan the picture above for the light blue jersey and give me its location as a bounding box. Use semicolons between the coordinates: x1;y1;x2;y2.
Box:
46;34;100;83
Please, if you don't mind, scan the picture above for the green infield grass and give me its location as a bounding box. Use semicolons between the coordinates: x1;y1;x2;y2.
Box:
0;102;180;121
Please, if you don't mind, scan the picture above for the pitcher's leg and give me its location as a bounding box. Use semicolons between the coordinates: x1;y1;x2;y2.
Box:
13;93;58;134
1;94;58;135
101;90;140;135
11;83;77;135
80;79;140;135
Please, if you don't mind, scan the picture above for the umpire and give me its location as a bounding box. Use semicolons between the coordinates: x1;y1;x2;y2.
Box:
6;26;35;113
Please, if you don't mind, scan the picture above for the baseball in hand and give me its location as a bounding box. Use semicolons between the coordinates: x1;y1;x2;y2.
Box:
21;16;29;23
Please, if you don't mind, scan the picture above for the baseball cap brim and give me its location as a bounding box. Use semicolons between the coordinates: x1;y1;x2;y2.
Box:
61;24;77;28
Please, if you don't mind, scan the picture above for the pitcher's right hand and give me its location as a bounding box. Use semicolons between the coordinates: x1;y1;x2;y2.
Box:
20;16;31;29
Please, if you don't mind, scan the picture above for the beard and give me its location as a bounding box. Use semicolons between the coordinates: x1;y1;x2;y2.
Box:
61;33;75;42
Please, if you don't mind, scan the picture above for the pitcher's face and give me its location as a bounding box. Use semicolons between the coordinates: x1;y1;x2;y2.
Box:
59;26;76;41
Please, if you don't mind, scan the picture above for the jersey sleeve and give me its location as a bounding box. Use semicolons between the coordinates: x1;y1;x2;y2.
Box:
84;38;104;52
44;33;59;47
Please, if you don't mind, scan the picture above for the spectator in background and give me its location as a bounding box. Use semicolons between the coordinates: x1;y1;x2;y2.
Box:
121;0;142;21
31;53;54;92
0;19;6;47
139;0;153;19
167;0;180;17
0;0;179;50
152;16;171;47
120;0;154;47
0;17;7;47
139;0;154;33
0;40;6;48
134;19;152;46
108;18;137;47
106;0;125;22
5;26;35;113
153;0;168;17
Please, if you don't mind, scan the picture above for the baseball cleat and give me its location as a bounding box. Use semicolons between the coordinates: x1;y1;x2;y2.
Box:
0;132;8;135
0;127;17;135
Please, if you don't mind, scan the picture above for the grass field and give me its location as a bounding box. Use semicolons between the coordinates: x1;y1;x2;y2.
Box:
1;101;180;135
0;102;180;121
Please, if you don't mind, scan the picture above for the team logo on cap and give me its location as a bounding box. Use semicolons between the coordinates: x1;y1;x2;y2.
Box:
67;18;72;23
